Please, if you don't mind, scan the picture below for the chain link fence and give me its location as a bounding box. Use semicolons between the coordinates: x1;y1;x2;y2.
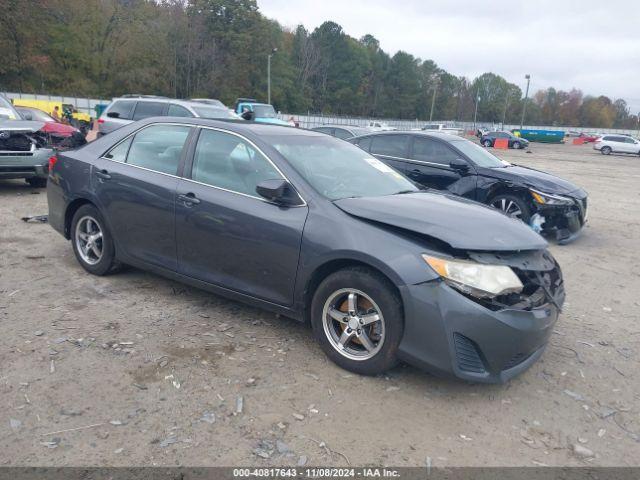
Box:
3;91;638;136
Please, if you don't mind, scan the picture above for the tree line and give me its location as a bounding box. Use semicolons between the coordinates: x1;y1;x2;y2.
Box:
1;0;637;129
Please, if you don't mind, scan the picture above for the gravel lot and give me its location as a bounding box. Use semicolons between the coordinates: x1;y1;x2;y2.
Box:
1;141;639;467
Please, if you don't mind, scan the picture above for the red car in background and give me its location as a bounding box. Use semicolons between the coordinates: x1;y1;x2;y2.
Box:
15;106;86;149
579;132;599;143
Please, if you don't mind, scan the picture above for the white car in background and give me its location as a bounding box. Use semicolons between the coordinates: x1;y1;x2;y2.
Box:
593;134;640;155
422;123;464;136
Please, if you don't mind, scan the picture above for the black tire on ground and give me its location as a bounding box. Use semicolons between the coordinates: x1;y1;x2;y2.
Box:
601;146;612;155
512;141;521;149
26;177;47;188
310;266;404;376
70;204;120;276
483;140;492;147
490;193;532;224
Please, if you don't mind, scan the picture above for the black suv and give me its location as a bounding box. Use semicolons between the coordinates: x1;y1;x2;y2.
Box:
348;132;587;243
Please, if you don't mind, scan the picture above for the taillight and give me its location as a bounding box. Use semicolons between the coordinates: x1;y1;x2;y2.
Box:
48;154;58;171
97;118;104;124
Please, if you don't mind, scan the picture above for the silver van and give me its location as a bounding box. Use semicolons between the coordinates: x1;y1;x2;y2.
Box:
97;96;239;136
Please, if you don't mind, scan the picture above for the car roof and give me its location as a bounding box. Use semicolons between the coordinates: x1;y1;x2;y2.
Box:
110;97;215;109
349;130;463;143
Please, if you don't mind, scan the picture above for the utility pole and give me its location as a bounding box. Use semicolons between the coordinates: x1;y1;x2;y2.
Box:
520;74;531;130
501;88;511;130
267;48;278;105
429;78;439;122
473;88;480;131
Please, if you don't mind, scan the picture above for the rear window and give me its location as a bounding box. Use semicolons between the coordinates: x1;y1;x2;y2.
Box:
132;102;165;121
106;100;136;120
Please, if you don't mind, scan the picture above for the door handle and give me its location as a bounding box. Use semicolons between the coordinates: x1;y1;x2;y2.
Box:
177;193;201;206
409;169;421;174
95;169;111;180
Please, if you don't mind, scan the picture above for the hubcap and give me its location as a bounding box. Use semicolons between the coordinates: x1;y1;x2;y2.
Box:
322;288;385;361
75;215;104;265
493;198;523;219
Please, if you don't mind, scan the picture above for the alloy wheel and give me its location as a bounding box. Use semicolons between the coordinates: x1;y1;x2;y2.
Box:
322;288;385;361
75;215;104;265
492;198;523;219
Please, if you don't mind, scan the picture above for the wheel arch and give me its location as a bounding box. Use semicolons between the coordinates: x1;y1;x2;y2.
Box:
64;198;96;239
301;258;403;324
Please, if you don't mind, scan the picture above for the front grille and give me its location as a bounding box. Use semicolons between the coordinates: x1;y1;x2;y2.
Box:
453;333;486;374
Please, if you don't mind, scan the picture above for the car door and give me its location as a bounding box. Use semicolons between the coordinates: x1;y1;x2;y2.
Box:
93;123;193;270
175;127;308;306
131;101;167;121
101;100;137;134
369;134;410;174
623;136;640;153
406;136;475;196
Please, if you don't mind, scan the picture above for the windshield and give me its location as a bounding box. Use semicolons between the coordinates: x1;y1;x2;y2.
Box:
192;106;238;119
266;134;418;200
0;96;19;120
253;105;277;118
18;108;54;122
450;139;510;168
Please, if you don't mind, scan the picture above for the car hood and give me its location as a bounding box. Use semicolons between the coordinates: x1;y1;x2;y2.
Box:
0;120;46;133
486;164;580;195
333;192;547;252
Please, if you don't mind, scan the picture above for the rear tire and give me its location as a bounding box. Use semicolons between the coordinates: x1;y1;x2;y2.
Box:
490;194;532;223
512;141;521;149
483;140;492;147
601;146;612;155
26;177;47;188
71;204;120;275
310;267;403;375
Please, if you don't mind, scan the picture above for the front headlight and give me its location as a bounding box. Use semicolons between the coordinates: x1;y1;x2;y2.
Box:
530;188;573;206
422;255;523;298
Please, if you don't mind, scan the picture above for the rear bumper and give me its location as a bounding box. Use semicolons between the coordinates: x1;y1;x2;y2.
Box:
398;281;560;383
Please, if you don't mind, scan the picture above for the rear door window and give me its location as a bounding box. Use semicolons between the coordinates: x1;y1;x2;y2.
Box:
126;124;191;175
132;102;166;121
370;135;410;158
104;137;133;162
411;137;458;165
106;100;136;120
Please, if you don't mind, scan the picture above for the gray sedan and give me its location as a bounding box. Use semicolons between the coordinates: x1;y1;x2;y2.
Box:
47;118;564;383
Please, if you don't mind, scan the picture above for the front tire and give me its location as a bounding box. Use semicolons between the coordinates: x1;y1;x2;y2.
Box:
310;267;403;375
490;194;532;223
71;204;119;275
512;141;521;149
601;146;612;155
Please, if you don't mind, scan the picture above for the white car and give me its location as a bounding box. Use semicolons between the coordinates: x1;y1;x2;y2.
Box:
422;123;464;136
593;135;640;155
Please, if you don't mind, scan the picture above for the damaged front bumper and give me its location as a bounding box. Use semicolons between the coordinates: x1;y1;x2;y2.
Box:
397;249;564;383
534;191;588;244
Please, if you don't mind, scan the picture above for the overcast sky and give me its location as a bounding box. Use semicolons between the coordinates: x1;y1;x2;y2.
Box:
258;0;640;112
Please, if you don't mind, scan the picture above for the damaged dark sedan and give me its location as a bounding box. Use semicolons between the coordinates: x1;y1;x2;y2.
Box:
348;132;588;243
48;119;565;383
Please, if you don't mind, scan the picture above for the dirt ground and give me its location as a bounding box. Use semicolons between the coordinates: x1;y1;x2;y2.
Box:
1;141;639;467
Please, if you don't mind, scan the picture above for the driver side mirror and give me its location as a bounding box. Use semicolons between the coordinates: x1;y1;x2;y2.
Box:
256;179;302;206
23;113;33;120
449;158;469;172
106;111;120;118
241;110;255;121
